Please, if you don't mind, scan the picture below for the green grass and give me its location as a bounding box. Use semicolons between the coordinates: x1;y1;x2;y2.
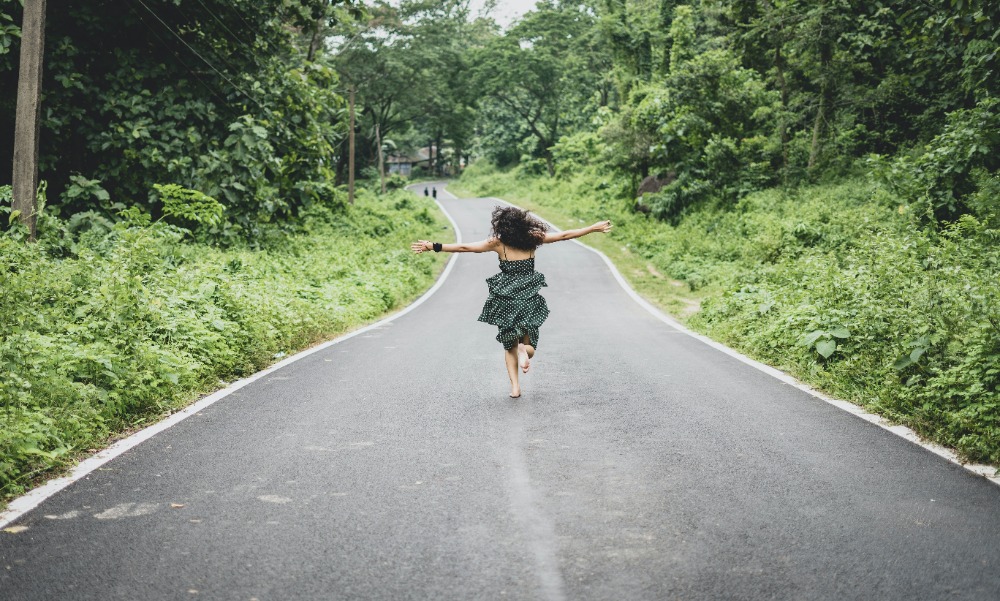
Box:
0;188;451;502
455;162;1000;467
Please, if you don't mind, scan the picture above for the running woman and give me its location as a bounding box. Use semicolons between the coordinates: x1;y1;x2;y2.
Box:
412;205;612;398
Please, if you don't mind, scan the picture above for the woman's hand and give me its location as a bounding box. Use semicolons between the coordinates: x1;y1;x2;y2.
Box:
411;240;432;254
590;220;613;234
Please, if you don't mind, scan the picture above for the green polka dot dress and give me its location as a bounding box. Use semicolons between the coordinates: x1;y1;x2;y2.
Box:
477;251;550;350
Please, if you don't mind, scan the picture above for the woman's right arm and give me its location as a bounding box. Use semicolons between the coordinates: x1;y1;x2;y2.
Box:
411;238;498;254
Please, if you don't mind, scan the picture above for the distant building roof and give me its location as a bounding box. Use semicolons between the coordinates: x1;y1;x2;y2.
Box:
385;146;437;164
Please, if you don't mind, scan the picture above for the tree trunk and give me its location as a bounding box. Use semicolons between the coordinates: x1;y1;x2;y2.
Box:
376;123;385;194
774;46;790;178
761;0;789;179
808;40;832;174
434;132;443;176
808;93;825;173
348;84;356;205
12;0;46;242
306;18;323;62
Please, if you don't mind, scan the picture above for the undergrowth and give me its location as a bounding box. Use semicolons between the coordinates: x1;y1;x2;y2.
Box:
456;162;1000;465
0;188;450;501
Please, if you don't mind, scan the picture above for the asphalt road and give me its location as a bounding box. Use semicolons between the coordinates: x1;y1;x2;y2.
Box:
2;186;999;601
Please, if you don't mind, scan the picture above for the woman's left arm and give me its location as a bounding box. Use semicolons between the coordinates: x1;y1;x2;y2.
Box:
411;238;497;254
542;220;613;244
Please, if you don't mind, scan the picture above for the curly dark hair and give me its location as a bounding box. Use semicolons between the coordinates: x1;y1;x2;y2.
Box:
490;206;549;251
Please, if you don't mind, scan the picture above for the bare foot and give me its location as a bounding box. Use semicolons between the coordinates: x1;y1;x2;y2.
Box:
518;344;530;373
510;386;521;398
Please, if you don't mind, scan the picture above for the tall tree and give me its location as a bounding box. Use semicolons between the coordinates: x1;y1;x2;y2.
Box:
473;0;610;175
331;0;484;180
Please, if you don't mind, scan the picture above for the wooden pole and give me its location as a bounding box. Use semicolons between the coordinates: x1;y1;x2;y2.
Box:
376;123;385;194
348;84;356;205
12;0;46;241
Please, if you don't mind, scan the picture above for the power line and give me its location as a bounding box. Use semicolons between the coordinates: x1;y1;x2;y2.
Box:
219;0;261;42
192;0;255;52
130;0;338;154
134;7;241;113
133;0;269;115
168;0;253;77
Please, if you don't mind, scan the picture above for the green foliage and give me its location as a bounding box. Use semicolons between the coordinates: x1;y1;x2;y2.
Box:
551;131;607;178
0;0;350;239
625;44;780;219
481;0;998;221
383;173;409;192
0;9;18;58
193;115;284;227
692;201;1000;463
62;176;111;209
153;184;225;228
0;189;449;499
472;0;613;175
460;164;1000;464
872;97;999;224
331;0;483;181
597;0;675;96
668;4;695;69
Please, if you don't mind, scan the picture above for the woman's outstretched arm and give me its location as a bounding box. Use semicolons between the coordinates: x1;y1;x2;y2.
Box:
542;220;612;244
411;238;498;254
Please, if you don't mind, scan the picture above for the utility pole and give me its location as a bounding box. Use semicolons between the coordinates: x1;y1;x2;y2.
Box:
12;0;46;241
376;123;385;194
428;138;435;176
348;84;356;205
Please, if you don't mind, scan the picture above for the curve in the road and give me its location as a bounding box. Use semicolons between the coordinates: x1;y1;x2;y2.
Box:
2;185;999;601
482;194;1000;489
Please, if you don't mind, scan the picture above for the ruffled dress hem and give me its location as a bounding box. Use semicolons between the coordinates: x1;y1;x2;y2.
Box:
477;257;549;350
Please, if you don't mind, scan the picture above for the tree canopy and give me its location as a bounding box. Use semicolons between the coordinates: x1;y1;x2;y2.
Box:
2;0;997;234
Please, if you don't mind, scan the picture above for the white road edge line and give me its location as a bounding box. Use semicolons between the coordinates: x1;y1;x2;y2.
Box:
0;189;464;529
480;194;1000;488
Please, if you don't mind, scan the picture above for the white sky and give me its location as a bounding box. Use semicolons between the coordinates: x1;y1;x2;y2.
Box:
468;0;538;27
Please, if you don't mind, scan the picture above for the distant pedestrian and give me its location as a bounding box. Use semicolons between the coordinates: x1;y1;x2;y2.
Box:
412;205;612;398
432;187;437;199
424;187;428;196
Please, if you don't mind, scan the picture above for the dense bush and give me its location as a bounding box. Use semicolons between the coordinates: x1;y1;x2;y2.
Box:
0;189;448;499
690;189;1000;463
473;1;999;229
0;1;348;238
616;24;780;220
458;163;1000;464
872;97;999;225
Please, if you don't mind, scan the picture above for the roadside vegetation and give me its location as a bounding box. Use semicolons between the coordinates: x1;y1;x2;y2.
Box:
447;0;998;466
2;0;997;500
455;163;1000;465
0;185;448;499
0;0;463;503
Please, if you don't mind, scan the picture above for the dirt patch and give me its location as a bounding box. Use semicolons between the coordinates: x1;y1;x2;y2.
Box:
677;297;702;318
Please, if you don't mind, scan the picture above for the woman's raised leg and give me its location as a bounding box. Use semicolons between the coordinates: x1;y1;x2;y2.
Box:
518;334;534;373
505;346;521;398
